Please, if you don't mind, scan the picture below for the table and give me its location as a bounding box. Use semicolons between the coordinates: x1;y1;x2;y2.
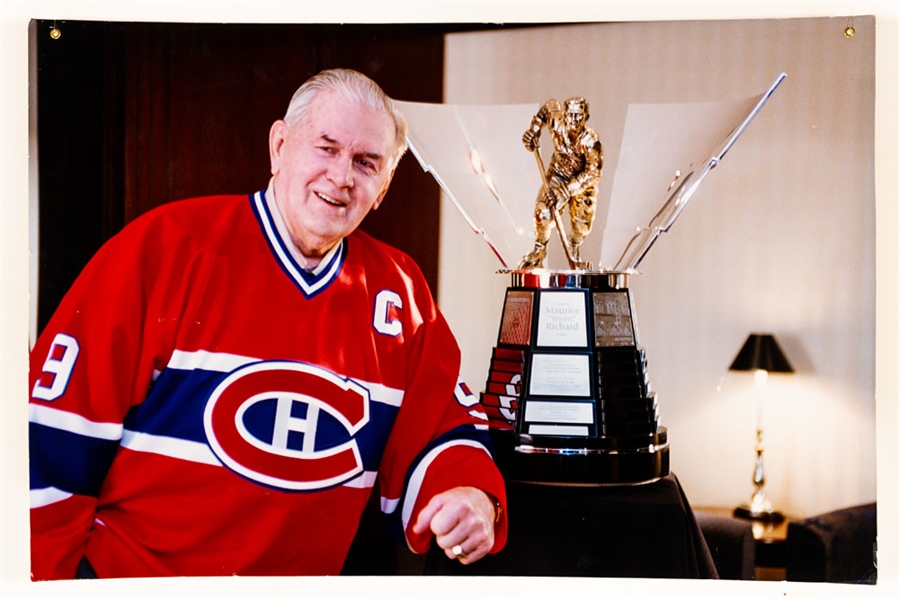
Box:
751;516;790;580
424;473;718;579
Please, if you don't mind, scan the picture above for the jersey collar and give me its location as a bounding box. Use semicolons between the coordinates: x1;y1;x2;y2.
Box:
251;185;346;299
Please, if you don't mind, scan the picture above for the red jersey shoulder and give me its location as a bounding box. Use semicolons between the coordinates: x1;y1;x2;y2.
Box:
105;195;259;266
347;230;428;286
126;195;253;238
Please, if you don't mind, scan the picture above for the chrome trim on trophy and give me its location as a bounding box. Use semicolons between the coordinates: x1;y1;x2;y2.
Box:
515;440;668;456
521;476;665;488
500;268;635;290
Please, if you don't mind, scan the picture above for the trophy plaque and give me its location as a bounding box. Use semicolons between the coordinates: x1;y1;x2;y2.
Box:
395;73;786;486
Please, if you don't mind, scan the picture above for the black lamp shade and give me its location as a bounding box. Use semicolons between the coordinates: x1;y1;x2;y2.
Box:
729;333;794;373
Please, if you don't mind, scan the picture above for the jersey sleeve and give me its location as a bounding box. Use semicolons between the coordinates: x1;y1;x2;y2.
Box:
28;212;181;580
374;255;507;555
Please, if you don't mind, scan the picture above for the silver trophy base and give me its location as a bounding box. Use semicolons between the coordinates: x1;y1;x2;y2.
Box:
490;428;670;487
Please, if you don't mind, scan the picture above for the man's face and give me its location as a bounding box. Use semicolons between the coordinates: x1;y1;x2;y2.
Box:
269;91;396;260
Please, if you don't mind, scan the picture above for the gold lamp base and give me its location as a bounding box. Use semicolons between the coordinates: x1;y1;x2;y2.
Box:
733;426;784;522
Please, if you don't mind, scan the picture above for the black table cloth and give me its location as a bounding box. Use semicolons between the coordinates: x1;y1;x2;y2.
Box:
424;473;718;579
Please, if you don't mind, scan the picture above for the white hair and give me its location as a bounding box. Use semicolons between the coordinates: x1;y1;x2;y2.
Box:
283;68;408;170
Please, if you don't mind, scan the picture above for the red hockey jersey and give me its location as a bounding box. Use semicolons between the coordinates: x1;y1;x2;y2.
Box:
29;189;506;579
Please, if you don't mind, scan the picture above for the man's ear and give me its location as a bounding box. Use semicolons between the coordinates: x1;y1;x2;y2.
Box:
269;120;287;176
371;167;397;211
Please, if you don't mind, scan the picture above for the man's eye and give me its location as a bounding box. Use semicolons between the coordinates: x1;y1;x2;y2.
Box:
357;159;377;172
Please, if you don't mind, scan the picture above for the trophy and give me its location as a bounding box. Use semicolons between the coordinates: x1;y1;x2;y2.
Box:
396;72;786;486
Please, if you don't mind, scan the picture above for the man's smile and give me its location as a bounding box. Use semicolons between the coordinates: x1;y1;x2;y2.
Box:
316;191;347;207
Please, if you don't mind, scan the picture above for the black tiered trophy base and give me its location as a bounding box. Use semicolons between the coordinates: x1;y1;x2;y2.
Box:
480;269;669;486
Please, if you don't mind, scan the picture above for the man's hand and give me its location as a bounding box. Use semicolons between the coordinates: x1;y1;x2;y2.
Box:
412;486;497;565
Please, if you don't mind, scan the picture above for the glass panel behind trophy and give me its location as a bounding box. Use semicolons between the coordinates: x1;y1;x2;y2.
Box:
396;72;785;486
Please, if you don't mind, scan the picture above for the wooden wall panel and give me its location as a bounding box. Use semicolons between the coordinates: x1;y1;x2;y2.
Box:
36;21;124;334
37;21;451;332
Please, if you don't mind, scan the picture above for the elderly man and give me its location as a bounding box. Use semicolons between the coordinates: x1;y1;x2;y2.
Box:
29;68;506;579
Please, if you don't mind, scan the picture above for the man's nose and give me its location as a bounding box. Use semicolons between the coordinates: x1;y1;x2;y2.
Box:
327;155;354;188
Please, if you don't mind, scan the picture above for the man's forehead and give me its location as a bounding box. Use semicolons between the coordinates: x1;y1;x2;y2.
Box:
309;92;395;152
318;132;385;162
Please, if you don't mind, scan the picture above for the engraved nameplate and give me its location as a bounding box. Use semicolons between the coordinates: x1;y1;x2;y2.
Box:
536;291;588;348
523;400;594;424
527;424;589;437
528;353;591;396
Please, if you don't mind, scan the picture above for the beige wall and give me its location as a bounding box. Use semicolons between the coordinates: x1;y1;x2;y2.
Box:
438;17;877;518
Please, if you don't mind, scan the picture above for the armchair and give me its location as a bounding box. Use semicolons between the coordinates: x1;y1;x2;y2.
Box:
785;502;877;584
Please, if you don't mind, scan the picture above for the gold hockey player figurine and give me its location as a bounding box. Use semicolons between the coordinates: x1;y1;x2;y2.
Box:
518;97;603;270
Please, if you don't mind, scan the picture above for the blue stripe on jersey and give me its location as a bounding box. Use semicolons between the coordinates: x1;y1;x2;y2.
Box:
29;422;118;497
409;425;498;471
123;367;220;444
249;191;346;299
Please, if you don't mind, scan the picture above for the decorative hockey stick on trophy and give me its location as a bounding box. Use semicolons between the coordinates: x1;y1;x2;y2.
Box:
396;72;786;485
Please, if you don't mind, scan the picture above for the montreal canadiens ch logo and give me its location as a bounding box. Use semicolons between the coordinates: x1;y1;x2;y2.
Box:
203;360;370;491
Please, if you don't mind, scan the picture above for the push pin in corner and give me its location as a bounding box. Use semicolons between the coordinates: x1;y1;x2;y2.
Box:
844;16;855;38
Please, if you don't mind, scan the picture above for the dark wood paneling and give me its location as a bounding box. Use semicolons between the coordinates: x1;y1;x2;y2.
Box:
122;23;319;216
36;21;125;333
37;21;453;333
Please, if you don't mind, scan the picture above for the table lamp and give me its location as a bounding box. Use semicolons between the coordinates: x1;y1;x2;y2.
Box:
729;333;793;522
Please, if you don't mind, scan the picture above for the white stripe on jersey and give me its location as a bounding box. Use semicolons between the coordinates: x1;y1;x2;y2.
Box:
121;429;223;466
29;403;123;441
167;350;258;373
381;495;401;515
400;439;492;538
343;470;378;489
166;349;404;407
119;428;377;492
361;381;404;407
30;486;73;509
